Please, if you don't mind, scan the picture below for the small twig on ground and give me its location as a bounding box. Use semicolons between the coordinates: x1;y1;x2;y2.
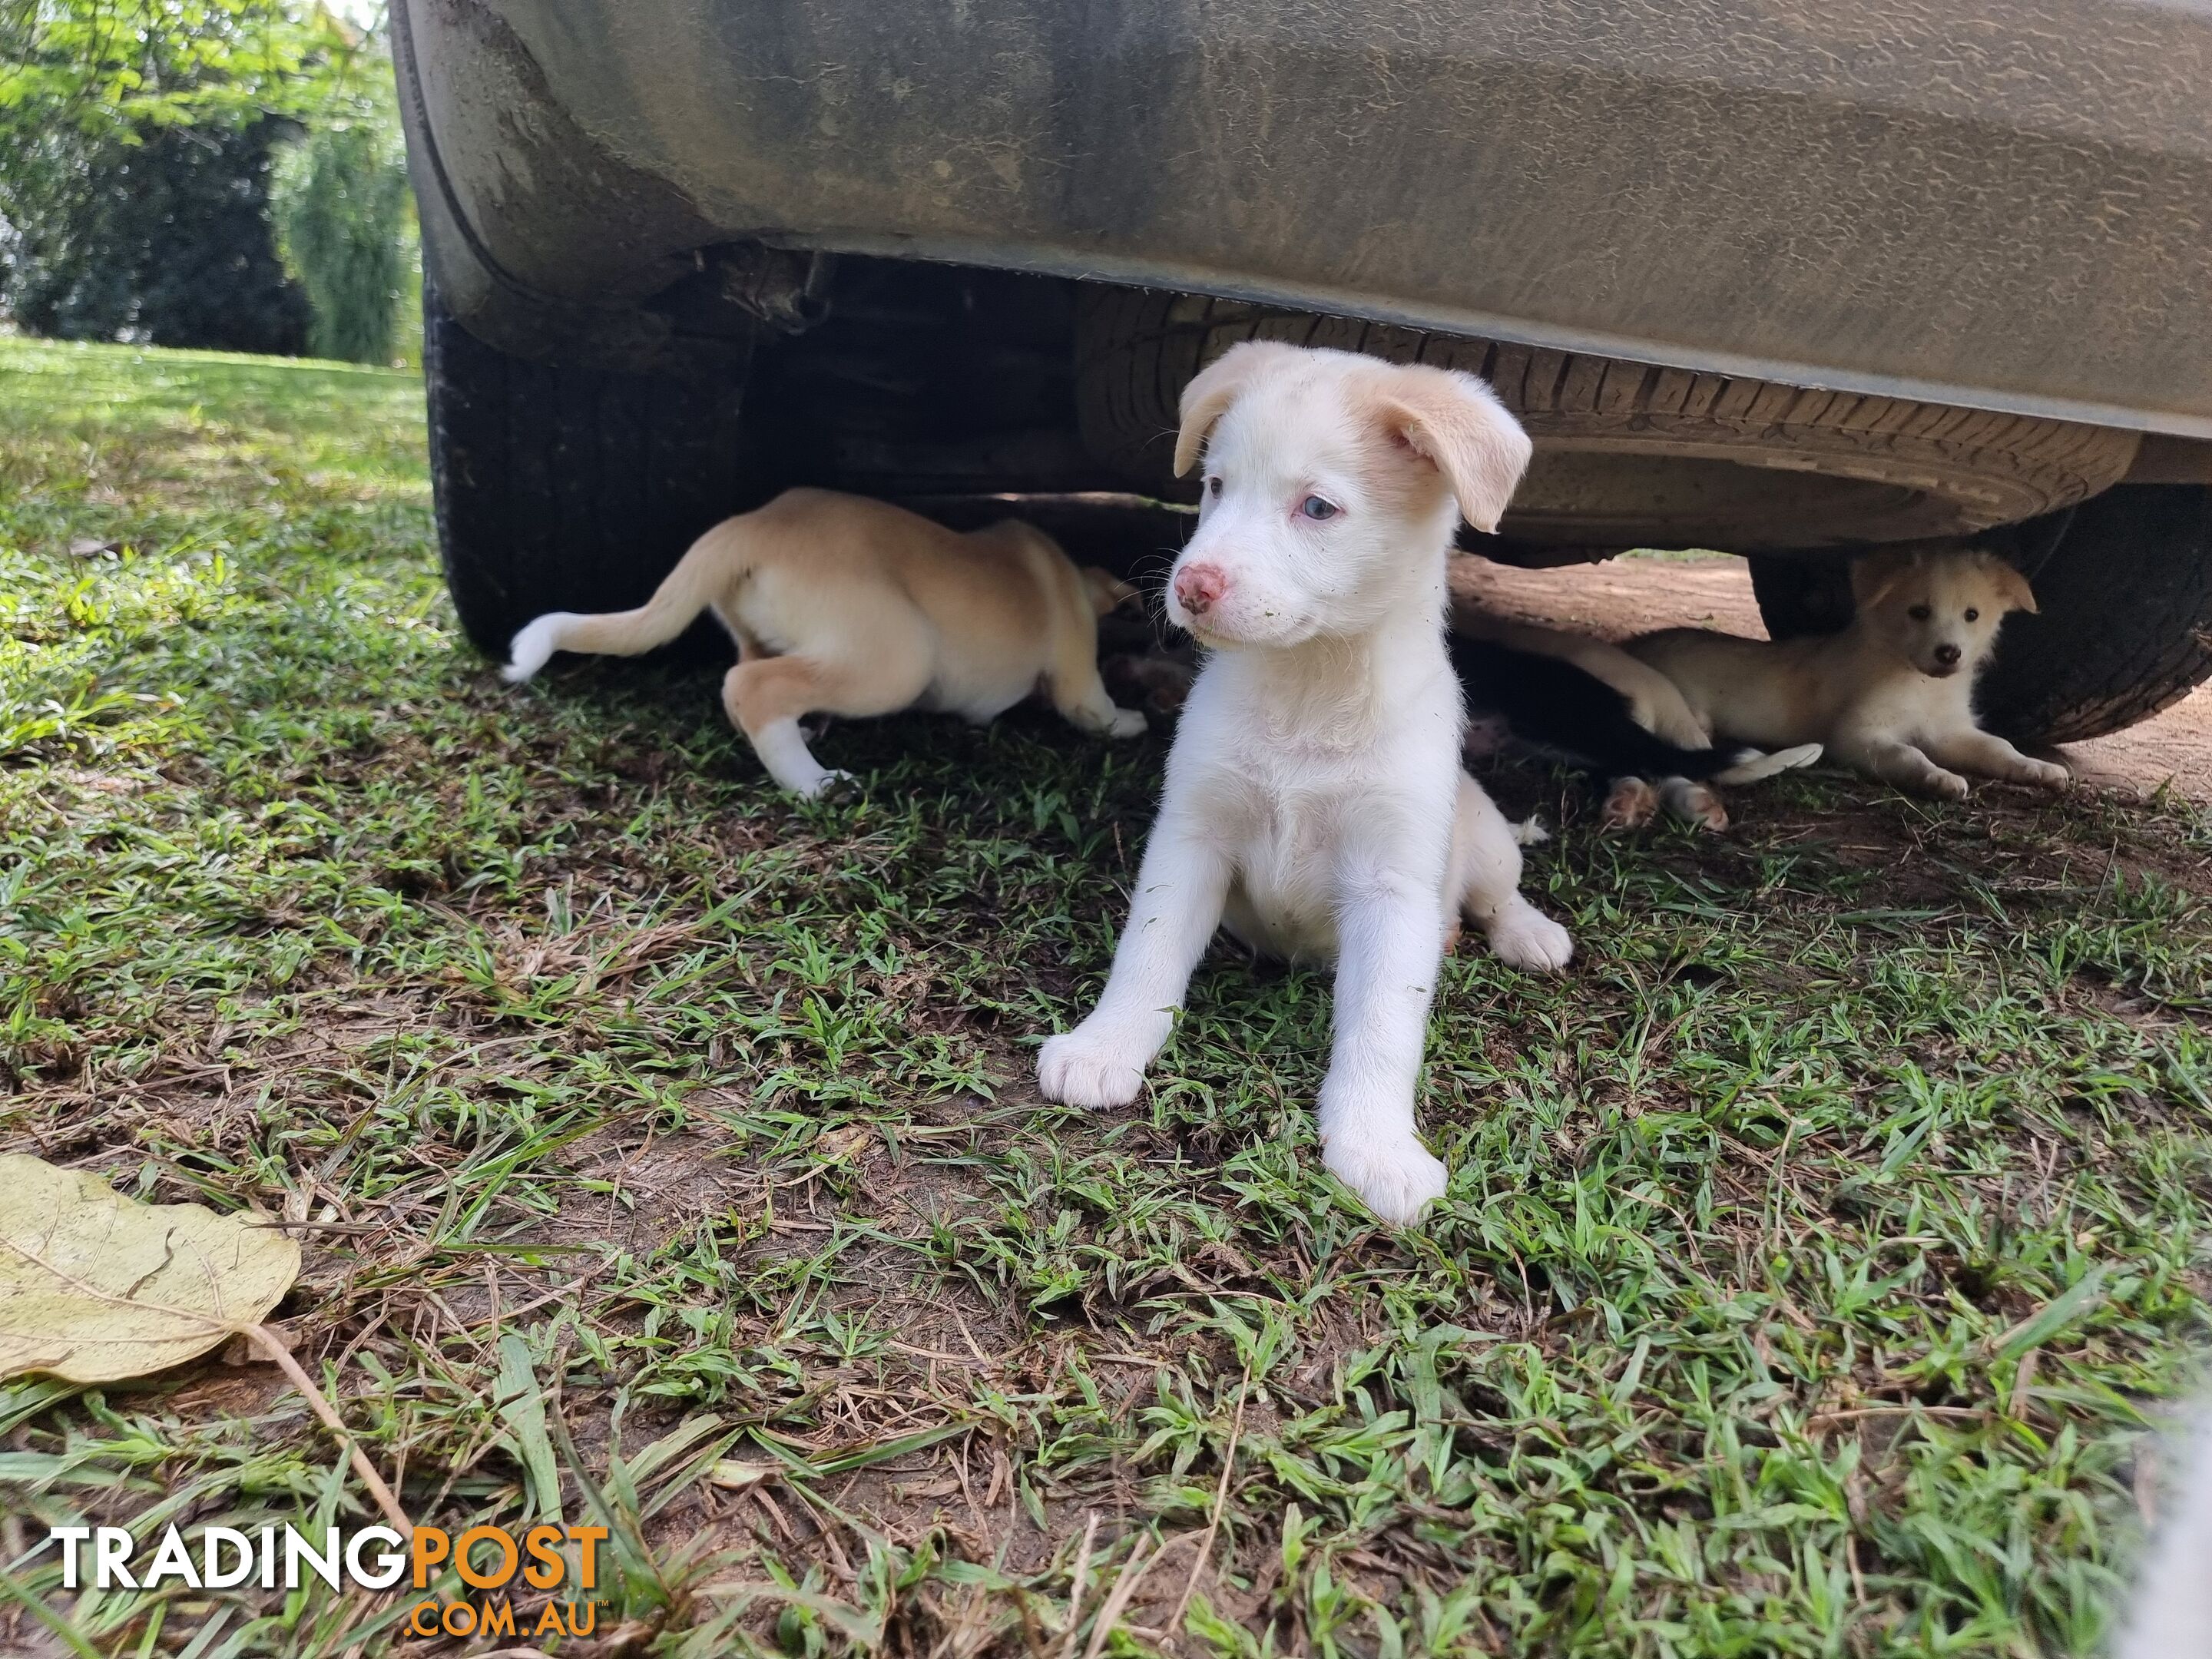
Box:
1167;1363;1251;1641
248;1323;412;1533
1809;1405;1984;1428
2008;1348;2040;1421
1059;1512;1100;1659
1081;1536;1161;1659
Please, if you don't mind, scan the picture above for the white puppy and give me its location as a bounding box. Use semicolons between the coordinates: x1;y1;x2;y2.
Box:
2119;1407;2212;1659
1036;342;1572;1225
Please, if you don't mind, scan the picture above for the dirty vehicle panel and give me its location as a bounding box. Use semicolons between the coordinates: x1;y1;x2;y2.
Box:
400;0;2212;437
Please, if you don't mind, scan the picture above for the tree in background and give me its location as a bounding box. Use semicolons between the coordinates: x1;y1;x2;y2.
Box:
0;2;412;360
9;119;313;355
0;0;342;135
270;68;410;363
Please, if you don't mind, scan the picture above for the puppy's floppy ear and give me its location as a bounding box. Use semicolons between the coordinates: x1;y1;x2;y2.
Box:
1080;567;1141;616
1850;547;1919;609
1371;368;1532;533
1173;341;1296;477
1980;553;2039;614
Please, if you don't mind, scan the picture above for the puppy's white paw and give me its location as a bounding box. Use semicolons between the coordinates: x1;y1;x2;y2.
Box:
1106;707;1150;739
1929;770;1971;801
1323;1131;1448;1226
1660;777;1728;833
1488;902;1574;972
2025;757;2071;790
502;613;571;683
1038;1025;1148;1108
797;769;859;802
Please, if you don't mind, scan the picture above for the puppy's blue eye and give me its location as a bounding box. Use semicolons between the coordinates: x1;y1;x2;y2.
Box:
1207;477;1223;498
1300;495;1339;521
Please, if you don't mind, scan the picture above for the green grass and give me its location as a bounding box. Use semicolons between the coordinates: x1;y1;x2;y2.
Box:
3;335;2211;1657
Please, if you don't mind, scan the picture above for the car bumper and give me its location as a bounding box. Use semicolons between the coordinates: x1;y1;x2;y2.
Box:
398;0;2212;436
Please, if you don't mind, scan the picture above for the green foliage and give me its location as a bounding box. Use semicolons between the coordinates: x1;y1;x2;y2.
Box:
8;119;311;355
0;0;355;143
0;2;413;360
270;98;409;363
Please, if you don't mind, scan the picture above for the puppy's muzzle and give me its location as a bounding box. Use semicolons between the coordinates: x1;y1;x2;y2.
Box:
1929;642;1963;676
1173;563;1229;618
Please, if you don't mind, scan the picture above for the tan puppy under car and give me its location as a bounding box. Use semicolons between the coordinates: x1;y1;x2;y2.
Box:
503;488;1147;796
1628;542;2066;800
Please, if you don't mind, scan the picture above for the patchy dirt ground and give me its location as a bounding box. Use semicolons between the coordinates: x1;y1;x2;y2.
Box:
1449;554;2212;805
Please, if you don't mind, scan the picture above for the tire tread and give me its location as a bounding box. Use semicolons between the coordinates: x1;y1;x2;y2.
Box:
1074;290;2139;537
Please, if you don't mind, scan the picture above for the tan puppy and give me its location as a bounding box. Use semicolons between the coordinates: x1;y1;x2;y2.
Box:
1628;543;2066;800
503;488;1147;797
1449;611;1822;830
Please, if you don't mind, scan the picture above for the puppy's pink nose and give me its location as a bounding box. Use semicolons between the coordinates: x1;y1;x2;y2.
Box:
1174;563;1228;616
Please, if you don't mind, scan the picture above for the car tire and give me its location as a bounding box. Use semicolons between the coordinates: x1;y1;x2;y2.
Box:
1746;555;1857;642
1749;485;2212;744
424;283;766;657
1075;287;2138;548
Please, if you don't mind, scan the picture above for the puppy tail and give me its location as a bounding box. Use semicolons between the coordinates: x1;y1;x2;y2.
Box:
503;523;740;683
1452;635;1791;786
1711;743;1823;786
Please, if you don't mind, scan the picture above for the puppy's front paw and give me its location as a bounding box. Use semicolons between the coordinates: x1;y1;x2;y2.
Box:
1106;707;1150;740
1323;1131;1448;1226
1038;1025;1148;1108
800;769;859;803
1929;770;1970;801
2024;757;2071;790
1488;902;1574;973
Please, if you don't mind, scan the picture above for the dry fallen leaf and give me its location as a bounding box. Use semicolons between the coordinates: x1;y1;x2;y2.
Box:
0;1153;413;1532
0;1153;299;1382
813;1124;873;1164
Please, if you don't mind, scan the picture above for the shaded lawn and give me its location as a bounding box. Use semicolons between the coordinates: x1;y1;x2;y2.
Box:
3;336;2211;1657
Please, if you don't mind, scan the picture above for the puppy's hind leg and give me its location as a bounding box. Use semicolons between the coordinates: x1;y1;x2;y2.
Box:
1448;773;1573;972
1658;776;1729;831
723;658;846;798
504;614;579;682
723;643;930;799
1601;776;1659;830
